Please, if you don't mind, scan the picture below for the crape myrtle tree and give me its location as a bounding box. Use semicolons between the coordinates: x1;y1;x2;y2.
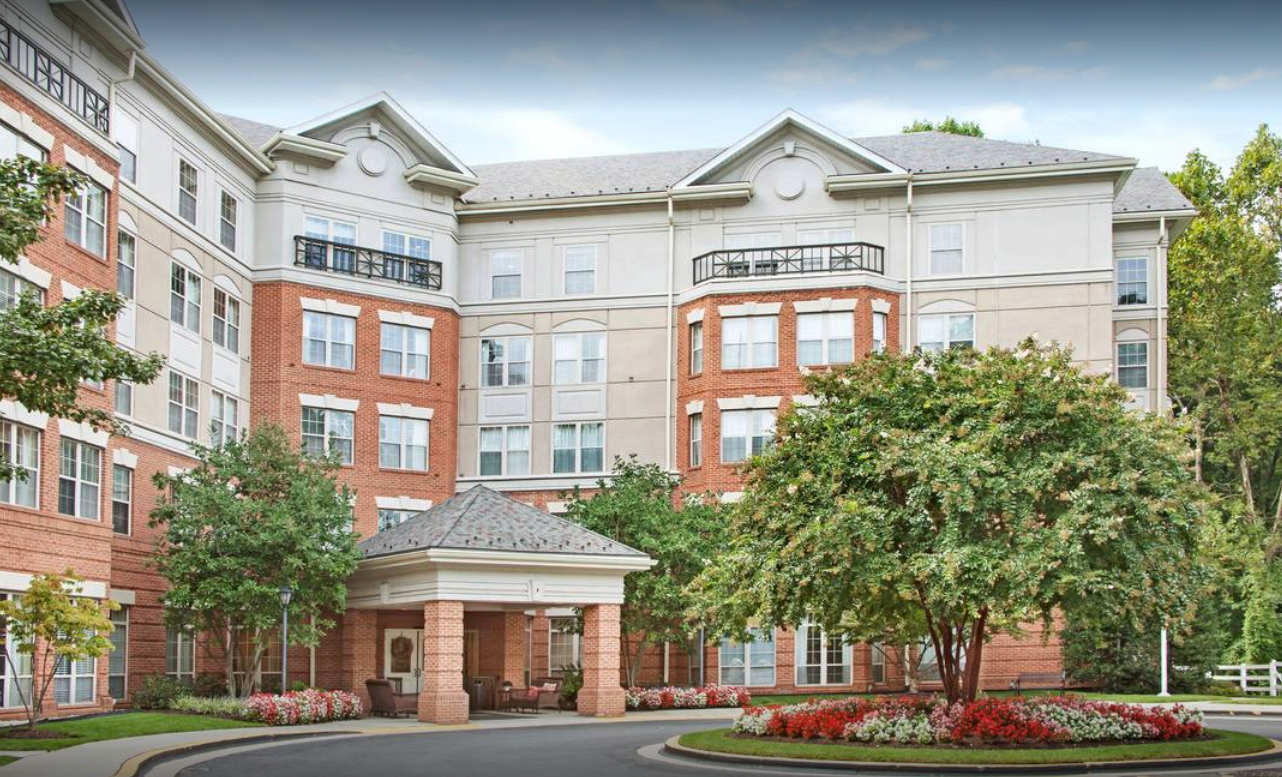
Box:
149;424;361;697
694;340;1206;703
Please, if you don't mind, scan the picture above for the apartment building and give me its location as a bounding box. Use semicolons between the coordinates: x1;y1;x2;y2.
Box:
0;0;1194;722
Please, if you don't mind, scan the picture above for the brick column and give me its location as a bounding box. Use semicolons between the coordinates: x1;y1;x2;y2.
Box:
500;612;526;687
340;609;378;709
577;604;625;717
418;600;469;724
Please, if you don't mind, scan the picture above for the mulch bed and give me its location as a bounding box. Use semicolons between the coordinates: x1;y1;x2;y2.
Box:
727;733;1218;750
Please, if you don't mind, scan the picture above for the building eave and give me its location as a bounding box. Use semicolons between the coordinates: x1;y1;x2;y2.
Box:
1112;208;1198;223
263;132;348;165
404;163;479;194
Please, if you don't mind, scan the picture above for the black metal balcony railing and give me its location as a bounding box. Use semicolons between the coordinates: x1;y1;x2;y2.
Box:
0;20;110;134
692;242;885;284
294;235;443;291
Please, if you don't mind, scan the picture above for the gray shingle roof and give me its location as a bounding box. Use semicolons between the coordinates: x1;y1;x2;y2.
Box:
358;485;647;559
1113;167;1195;214
220;114;279;148
467;148;720;204
857;131;1123;173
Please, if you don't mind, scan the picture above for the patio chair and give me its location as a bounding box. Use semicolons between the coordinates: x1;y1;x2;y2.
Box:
366;678;417;717
498;678;562;714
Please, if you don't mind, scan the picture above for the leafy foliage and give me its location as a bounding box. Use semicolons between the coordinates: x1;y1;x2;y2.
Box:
149;424;362;697
695;341;1206;702
902;117;985;137
131;674;190;710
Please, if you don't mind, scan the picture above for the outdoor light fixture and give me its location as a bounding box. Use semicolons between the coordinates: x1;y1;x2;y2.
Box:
279;585;293;693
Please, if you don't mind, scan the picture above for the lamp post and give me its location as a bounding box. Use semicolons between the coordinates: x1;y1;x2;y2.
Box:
279;586;293;694
1158;620;1171;697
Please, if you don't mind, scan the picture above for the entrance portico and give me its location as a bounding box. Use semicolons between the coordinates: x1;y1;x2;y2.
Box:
345;486;654;724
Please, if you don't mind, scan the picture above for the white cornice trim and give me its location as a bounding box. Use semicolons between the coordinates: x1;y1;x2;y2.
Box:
10;255;52;289
670;182;753;203
717;395;782;411
718;301;782;318
404;164;479;194
58;419;110;447
793;297;859;313
685;308;705;324
0;400;49;429
424;548;656;572
377;309;435;329
1113;208;1198;223
376;402;434;420
457;190;669;216
263;133;348;165
299;297;362;317
375;495;433;511
912;161;1137;188
0;570;107;598
685;400;704;416
455;474;613;492
112;448;139;469
824;172;911;193
254;267;459;312
299;393;360;412
871;298;892;314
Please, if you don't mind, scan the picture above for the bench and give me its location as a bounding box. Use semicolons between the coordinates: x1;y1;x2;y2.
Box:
1008;671;1067;694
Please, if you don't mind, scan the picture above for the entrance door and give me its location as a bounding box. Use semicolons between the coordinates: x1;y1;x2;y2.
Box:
463;629;480;682
384;629;423;694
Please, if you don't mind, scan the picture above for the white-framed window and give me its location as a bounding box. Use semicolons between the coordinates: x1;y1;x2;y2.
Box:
218;191;237;251
919;314;974;352
177;158;198;225
0;593;33;709
918;642;942;682
490;251;522;299
721;315;778;369
690;322;703;375
111;464;131;535
870;642;886;684
689;413;702;468
797;312;854;366
798;227;855;271
212;289;240;353
479;425;530;476
480;336;531;387
64;180;107;256
211;391;238;446
58;439;100;520
1116;257;1148;306
795;622;852;685
0;268;42;311
113;110;138;185
169;263;201;333
167;372;199;438
117;230;136;299
377;508;414;532
721;409;775;464
723;231;783;275
552;422;605;474
304;216;358;273
165;625;195;684
928;223;963;275
553;332;605;384
563;245;596;295
0;421;39;508
114;381;132;417
872;311;887;353
1;121;46;161
1117;341;1148;390
302;312;355;369
54;651;95;705
380;323;430;379
719;628;775;686
549;617;583;674
107;606;128;699
379;416;429;471
301;407;354;464
380;230;431;282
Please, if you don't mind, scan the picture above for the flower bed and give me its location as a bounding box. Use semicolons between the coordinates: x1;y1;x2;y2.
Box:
626;684;751;710
241;689;364;726
731;695;1203;746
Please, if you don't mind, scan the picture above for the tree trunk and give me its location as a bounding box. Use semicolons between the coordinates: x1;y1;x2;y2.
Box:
961;609;988;702
1193;414;1204;483
1240;454;1258;522
628;640;650;688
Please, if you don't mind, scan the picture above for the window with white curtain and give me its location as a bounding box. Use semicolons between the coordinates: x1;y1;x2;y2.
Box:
553;422;604;474
795;622;852;685
301;407;354;464
211;391;238;446
168;372;199;439
719;628;775;686
169;264;201;333
108;607;128;699
918;314;974;352
58;439;100;520
797;312;854;366
54;651;96;705
177;159;198;225
721;315;778;369
689;322;703;374
872;311;887;353
0;421;39;508
689;413;702;468
166;626;195;684
720;409;774;463
65;181;107;255
379;415;429;471
549;617;582;674
929;223;963;275
490;251;522;299
213;289;240;353
380;323;430;379
563;245;596;295
480;336;531;387
553;332;605;384
302;312;356;369
479;425;531;476
117;230;136;299
114;381;132;417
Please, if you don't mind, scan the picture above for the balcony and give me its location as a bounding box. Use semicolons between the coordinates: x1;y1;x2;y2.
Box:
0;20;110;134
294;236;443;291
692;242;885;284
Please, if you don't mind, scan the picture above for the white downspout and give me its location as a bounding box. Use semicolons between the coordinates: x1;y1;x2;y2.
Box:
904;178;915;348
107;49;138;112
309;615;317;688
664;191;676;471
1157;216;1168;413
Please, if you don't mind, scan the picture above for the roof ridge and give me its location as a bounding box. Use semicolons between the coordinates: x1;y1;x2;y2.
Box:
437;486;485;546
533;498;647;555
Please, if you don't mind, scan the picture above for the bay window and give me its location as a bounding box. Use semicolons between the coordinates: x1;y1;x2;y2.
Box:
1117;342;1148;390
379;416;429;471
720;409;774;463
301;407;354;464
872;311;887;353
64;181;107;256
721;315;778;369
302;312;355;369
111;464;131;535
689;321;703;375
689;413;702;467
58;439;100;520
1116;257;1148;305
380;323;430;379
0;421;39;508
797;312;854;366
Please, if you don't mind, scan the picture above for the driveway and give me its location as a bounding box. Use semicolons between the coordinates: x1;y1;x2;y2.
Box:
171;715;1282;777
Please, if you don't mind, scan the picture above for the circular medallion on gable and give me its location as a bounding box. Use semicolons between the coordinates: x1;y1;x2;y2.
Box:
775;172;805;200
358;147;387;177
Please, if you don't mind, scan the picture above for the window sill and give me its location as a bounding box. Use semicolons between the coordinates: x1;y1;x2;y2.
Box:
300;363;358;375
719;366;782;375
378;373;432;384
378;467;431;474
63;239;107;263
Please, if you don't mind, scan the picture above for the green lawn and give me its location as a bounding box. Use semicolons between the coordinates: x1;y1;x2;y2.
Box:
0;756;15;768
0;712;259;752
679;727;1274;765
748;691;1270;706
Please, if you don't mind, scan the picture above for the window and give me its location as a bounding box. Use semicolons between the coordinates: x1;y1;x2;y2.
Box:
304;216;358;272
798;227;855;271
1117;342;1148;390
114;381;132;417
58;439;100;519
490;251;522;299
480;336;531;387
689;413;702;468
549;617;582;674
108;607;128;699
211;391;238;446
870;642;886;684
479;426;530;476
64;181;107;256
563;245;596;295
116;230;135;298
0;421;39;508
1;122;45;161
380;230;431;282
54;651;95;705
301;407;354;464
919;314;974;352
379;416;428;471
553;332;605;384
918;642;941;682
165;626;195;684
169;264;201;333
797;312;854;366
167;372;199;438
218;191;237;251
177;159;198;224
552;422;604;474
929;223;963;275
377;509;414;532
689;322;703;375
1116;257;1148;305
212;289;240;353
1;594;33;709
0;268;41;311
721;409;774;463
796;623;851;685
302;312;356;369
721;315;778;369
111;465;131;534
380;323;430;379
872;312;887;353
113;111;138;185
719;628;775;686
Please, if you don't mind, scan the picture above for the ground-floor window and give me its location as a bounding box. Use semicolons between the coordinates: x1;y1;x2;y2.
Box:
54;653;96;705
719;627;775;686
1;594;32;709
918;641;941;682
232;629;282;691
795;623;850;685
523;615;533;687
548;617;582;675
166;625;196;685
870;642;886;684
108;607;128;699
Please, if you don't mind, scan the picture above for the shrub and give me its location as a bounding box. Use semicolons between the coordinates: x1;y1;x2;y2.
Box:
191;674;228;698
132;675;188;710
172;695;244;717
241;689;363;726
625;684;750;710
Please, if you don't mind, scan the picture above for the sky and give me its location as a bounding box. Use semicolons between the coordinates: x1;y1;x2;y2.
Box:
128;0;1282;172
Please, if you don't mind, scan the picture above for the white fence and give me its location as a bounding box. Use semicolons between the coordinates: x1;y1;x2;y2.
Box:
1209;661;1280;696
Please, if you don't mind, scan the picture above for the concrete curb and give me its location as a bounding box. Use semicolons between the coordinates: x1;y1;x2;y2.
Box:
116;730;363;777
662;734;1282;774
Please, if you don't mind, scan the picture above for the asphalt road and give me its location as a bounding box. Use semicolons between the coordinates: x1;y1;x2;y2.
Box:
174;715;1282;777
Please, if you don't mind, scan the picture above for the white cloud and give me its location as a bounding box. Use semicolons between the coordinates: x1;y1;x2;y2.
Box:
818;99;1028;139
401;102;630;162
989;65;1110;82
818;24;932;58
1206;69;1276;91
915;58;952;72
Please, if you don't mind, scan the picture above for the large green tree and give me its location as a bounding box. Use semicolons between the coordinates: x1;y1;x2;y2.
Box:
149;424;362;697
903;117;984;137
695;341;1206;703
563;457;723;686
